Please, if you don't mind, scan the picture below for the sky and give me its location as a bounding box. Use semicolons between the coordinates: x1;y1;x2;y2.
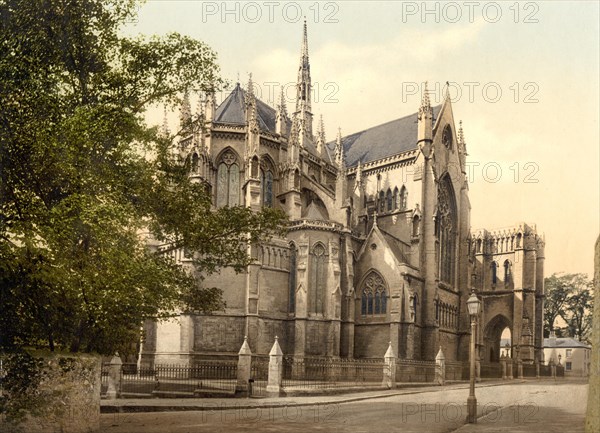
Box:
123;1;600;278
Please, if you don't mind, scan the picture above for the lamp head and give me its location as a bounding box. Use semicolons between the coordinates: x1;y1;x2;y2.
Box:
466;291;481;316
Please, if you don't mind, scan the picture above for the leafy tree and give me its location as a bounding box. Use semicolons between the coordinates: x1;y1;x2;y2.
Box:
563;281;594;341
0;0;286;356
543;273;572;337
543;273;593;340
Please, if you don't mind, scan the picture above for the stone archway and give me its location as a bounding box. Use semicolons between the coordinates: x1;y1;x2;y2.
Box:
483;314;512;362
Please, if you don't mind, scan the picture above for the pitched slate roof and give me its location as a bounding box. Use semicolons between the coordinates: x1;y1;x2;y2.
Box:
543;338;590;348
328;105;441;167
379;228;410;264
214;83;281;132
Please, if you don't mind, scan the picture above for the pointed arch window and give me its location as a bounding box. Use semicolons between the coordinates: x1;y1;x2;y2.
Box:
504;260;511;285
437;175;456;285
491;261;497;286
360;272;387;316
393;187;399;209
400;186;408;210
288;243;297;313
412;216;420;237
411;294;418;322
309;243;327;314
379;191;385;213
261;169;274;208
216;152;240;207
386;189;393;211
191;153;199;173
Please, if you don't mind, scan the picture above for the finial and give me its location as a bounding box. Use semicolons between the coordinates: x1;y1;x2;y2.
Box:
335;127;344;168
275;335;279;341
247;72;254;95
422;81;431;108
444;81;451;101
236;71;240;84
373;211;378;227
278;87;287;114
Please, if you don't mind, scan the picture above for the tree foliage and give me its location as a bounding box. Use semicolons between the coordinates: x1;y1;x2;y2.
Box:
543;273;594;340
0;0;286;356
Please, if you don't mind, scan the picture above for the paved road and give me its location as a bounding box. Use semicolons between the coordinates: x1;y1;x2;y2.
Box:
100;380;587;433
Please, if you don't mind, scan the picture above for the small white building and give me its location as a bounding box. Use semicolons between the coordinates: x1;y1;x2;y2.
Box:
544;334;591;377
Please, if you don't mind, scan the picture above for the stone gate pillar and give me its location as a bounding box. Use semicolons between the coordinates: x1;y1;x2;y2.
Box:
235;336;252;397
383;342;396;389
435;346;446;386
266;337;283;397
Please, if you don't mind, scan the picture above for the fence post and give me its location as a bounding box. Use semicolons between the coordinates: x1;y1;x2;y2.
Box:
549;358;556;379
235;336;252;397
500;355;507;380
435;347;445;386
106;353;122;399
382;342;396;389
517;359;524;379
536;360;540;379
266;336;283;397
507;358;514;380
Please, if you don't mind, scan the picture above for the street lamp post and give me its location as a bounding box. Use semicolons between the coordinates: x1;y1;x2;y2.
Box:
466;291;481;424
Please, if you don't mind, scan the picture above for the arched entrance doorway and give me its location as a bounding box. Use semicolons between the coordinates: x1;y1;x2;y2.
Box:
483;314;512;362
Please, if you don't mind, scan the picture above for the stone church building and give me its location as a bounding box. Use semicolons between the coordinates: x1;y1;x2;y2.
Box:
141;23;546;365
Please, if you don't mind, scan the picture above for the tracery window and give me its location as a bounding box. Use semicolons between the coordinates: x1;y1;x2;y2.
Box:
386;188;393;211
216;150;240;207
261;169;273;207
437;175;456;285
393;187;399;209
361;272;387;316
309;243;327;314
379;191;385;213
491;261;497;286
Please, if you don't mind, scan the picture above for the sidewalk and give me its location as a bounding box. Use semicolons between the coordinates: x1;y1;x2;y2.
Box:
101;379;529;413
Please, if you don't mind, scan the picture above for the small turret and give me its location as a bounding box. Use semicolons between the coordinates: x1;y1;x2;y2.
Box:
417;81;433;146
204;90;216;122
316;114;326;156
335;127;345;171
275;87;288;136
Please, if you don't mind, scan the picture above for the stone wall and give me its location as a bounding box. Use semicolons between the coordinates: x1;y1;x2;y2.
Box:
1;350;101;433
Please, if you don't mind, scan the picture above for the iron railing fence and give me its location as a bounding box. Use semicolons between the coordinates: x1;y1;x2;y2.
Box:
250;356;269;397
110;361;237;397
282;356;385;391
395;359;436;382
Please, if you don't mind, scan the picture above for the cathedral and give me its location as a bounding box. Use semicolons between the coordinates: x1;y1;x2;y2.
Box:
140;23;546;365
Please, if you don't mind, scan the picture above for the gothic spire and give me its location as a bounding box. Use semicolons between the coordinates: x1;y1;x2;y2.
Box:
295;19;313;137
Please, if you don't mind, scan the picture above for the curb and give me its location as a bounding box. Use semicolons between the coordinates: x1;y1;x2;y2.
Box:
100;379;529;413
